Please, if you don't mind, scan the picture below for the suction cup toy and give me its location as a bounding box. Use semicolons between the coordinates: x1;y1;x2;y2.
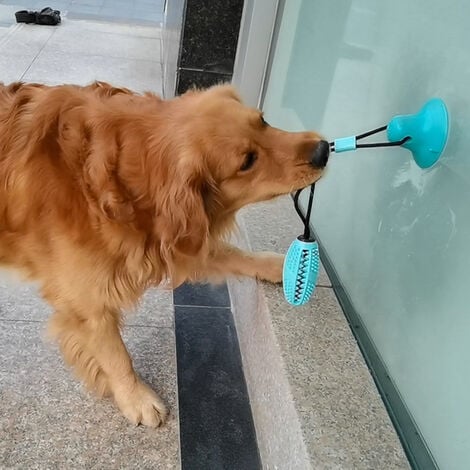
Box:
332;98;449;168
284;98;450;306
387;98;449;169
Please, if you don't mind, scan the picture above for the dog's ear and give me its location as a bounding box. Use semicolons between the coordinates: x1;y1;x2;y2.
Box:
156;168;210;258
83;132;135;223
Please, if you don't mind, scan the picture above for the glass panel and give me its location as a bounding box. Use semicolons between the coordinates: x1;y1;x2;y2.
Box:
262;1;470;469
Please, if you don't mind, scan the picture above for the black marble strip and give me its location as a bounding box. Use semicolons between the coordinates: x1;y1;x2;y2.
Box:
174;283;261;470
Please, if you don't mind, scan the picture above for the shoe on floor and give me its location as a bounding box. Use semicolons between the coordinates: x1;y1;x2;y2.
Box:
15;7;61;26
14;10;36;24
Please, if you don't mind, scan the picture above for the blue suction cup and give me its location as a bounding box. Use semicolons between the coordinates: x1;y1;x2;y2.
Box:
283;238;320;306
387;98;449;169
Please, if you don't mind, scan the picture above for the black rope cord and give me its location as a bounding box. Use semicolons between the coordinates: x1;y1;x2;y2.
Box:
329;125;411;152
293;183;315;241
294;125;411;239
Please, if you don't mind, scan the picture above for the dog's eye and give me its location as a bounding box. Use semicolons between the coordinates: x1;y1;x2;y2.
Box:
261;115;268;126
240;152;257;171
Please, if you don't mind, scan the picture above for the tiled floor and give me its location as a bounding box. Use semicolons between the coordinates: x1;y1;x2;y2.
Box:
0;13;179;469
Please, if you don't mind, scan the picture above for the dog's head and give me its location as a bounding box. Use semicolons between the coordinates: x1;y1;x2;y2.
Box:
170;85;329;212
141;84;329;261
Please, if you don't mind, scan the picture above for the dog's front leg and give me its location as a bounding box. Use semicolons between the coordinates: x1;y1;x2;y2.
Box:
49;307;167;427
205;242;284;283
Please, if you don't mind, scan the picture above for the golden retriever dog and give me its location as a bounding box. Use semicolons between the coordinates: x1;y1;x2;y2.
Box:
0;81;329;427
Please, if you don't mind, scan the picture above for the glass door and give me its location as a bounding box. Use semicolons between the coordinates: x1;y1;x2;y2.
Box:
262;1;470;469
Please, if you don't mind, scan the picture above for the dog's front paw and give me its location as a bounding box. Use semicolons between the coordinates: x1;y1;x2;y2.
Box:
256;252;285;284
114;380;168;428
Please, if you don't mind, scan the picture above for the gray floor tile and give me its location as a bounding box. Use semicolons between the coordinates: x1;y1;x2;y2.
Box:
99;6;136;19
48;0;71;9
128;287;175;327
72;0;103;6
0;272;174;327
0;321;179;469
0;23;55;56
103;0;131;4
0;273;51;322
23;49;162;93
32;0;47;9
134;7;161;17
0;53;35;83
0;24;55;84
0;5;17;26
263;284;409;469
68;4;101;15
47;26;161;61
134;12;163;24
58;18;162;38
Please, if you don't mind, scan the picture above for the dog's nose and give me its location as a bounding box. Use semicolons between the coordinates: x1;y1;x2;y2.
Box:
310;140;330;168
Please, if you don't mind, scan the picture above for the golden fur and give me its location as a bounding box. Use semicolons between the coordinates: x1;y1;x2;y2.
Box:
0;81;325;427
